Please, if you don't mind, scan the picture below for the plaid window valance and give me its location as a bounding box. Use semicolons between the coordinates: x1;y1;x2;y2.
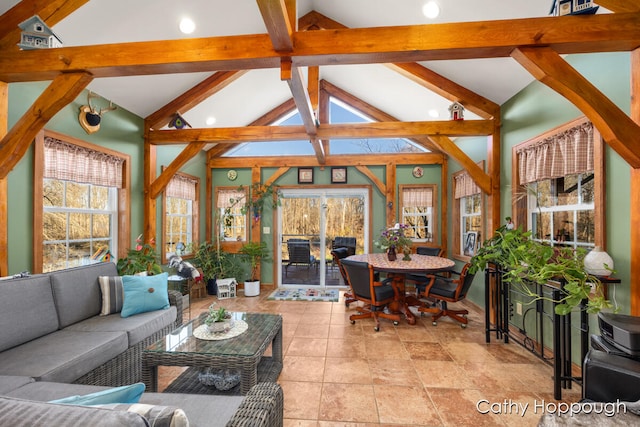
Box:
217;189;246;208
402;187;433;208
454;172;480;199
166;174;197;200
44;137;124;188
516;121;594;185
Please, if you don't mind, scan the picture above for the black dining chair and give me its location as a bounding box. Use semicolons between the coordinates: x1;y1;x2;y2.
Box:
406;246;444;295
331;248;355;306
418;263;476;327
340;258;401;331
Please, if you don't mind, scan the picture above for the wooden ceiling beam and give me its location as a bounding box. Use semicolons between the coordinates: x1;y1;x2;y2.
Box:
298;11;499;122
0;72;92;178
146;70;247;129
321;80;440;152
0;0;89;51
428;135;491;194
209;152;446;168
149;142;208;199
256;0;294;52
512;46;640;169
595;0;640;13
1;13;639;82
149;120;493;145
386;63;500;120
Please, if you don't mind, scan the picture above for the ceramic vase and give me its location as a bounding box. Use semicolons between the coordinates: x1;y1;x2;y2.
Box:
387;247;397;261
207;318;234;334
583;246;614;277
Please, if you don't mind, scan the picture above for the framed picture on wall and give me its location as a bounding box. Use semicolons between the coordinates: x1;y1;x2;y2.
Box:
463;231;478;257
298;168;314;184
331;167;347;183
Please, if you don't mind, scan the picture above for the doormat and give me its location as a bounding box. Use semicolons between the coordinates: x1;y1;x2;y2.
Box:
267;287;340;302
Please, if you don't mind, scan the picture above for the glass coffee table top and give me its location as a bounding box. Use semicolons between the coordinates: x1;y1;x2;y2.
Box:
145;312;282;357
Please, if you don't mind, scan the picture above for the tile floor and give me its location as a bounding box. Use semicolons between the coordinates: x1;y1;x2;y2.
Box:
159;289;582;427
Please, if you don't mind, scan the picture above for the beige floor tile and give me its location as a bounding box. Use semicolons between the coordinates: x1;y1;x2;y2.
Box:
404;341;454;361
318;383;379;423
287;337;328;357
328;323;364;339
326;337;367;358
323;357;372;384
298;312;333;325
281;356;326;382
412;359;476;389
282;381;323;420
364;338;410;360
374;384;441;425
428;388;507;427
368;359;423;387
295;322;331;338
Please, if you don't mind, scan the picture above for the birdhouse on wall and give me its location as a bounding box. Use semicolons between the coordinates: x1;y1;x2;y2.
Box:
17;15;63;50
550;0;599;16
448;101;465;121
168;113;192;129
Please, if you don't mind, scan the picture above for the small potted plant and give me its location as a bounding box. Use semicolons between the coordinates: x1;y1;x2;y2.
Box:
117;234;163;276
239;241;271;297
204;303;234;333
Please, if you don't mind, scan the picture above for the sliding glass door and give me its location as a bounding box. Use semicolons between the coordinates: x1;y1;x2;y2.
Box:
277;188;368;287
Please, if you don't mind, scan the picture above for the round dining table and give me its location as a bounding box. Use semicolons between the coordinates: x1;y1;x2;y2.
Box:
346;253;455;325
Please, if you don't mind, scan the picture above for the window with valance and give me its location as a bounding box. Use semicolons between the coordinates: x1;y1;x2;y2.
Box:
399;185;436;242
163;172;199;261
513;118;603;250
453;162;484;259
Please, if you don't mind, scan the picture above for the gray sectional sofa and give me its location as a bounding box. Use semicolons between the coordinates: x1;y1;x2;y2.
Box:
0;263;284;426
0;262;182;386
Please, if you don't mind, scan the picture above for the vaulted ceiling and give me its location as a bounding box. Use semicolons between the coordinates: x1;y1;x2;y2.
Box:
1;0;639;171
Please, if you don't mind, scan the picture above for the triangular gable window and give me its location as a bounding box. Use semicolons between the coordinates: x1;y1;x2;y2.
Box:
224;98;428;157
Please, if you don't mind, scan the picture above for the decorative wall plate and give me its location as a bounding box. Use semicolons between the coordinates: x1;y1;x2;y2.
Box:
227;169;238;181
412;166;424;178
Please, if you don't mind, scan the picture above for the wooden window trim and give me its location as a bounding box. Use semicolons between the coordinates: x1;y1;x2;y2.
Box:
452;161;486;262
511;117;606;248
33;130;130;274
398;183;438;248
161;169;200;262
214;186;248;253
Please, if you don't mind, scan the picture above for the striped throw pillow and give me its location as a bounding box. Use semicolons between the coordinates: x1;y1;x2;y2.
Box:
98;275;124;315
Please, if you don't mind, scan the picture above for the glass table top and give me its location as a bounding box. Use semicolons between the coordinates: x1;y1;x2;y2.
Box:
145;312;282;357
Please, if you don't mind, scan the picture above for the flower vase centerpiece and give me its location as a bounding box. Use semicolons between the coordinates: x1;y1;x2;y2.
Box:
204;303;234;333
375;224;413;262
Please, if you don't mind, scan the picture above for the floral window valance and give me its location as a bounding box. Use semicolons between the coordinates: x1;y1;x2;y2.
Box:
516;121;594;185
44;137;124;188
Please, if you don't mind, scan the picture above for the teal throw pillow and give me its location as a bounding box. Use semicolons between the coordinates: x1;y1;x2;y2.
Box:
121;272;170;318
49;382;145;405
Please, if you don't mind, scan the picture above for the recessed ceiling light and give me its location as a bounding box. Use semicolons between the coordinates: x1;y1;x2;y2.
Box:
205;116;216;126
422;1;440;19
428;109;440;118
179;17;196;34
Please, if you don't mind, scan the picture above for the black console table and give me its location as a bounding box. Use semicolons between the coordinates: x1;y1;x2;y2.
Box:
484;267;620;399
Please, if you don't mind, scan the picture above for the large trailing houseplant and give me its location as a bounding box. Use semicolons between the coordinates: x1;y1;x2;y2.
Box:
116;234;163;276
469;225;614;315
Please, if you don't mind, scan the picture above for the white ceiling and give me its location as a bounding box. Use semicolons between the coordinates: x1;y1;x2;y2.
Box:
1;1;610;130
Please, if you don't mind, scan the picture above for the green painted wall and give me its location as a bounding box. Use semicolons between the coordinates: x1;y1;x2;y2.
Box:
6;82;208;275
498;52;631;315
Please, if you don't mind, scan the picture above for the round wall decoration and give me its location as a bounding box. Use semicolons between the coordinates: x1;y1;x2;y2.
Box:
227;170;238;181
412;166;424;178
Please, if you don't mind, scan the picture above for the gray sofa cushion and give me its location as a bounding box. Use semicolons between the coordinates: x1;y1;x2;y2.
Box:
0;376;35;394
65;306;177;346
0;274;58;352
51;263;118;328
0;329;128;383
5;381;244;427
0;396;149;427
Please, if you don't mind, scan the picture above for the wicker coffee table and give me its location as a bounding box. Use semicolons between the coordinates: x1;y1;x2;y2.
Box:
142;311;282;395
